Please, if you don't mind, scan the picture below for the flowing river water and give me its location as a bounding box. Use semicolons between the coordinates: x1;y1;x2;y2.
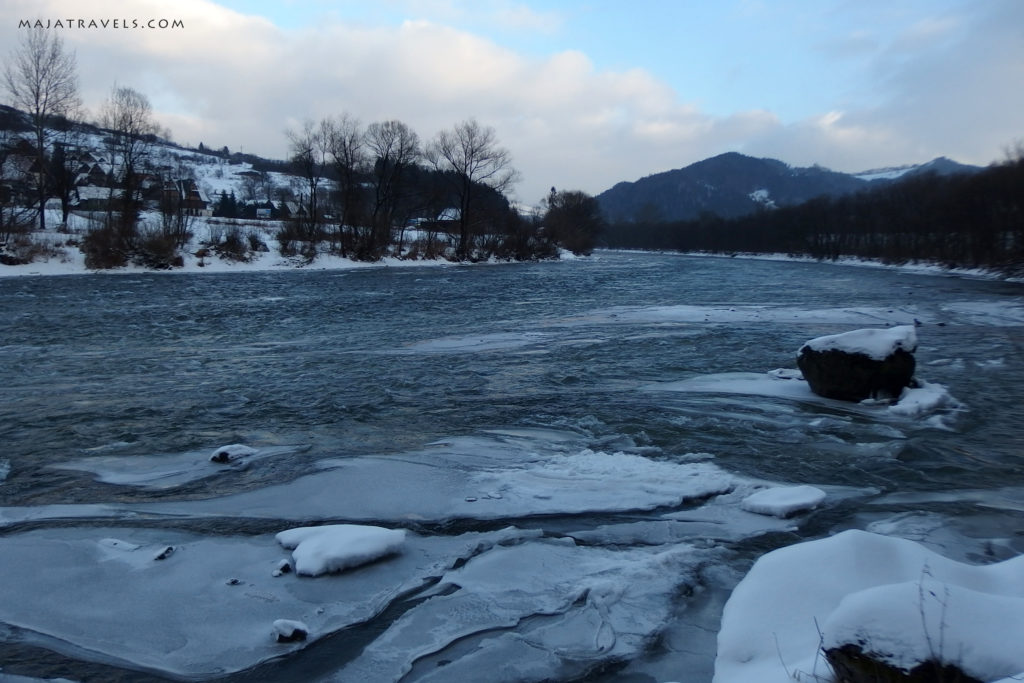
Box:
0;251;1022;682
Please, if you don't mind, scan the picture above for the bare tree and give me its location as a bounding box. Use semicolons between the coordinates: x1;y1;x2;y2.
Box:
425;119;518;260
3;27;80;231
323;113;367;254
365;119;420;258
286;120;329;240
99;85;160;247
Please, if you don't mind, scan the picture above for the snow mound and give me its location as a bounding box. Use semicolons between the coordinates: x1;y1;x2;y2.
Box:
714;529;1024;682
740;485;826;518
276;524;406;576
801;324;917;361
823;579;1024;680
888;380;959;417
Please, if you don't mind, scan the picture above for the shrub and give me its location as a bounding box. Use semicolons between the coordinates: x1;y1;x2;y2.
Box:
134;226;183;269
214;226;249;262
81;224;129;269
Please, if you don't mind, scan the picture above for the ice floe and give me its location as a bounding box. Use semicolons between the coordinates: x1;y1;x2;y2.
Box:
714;529;1024;682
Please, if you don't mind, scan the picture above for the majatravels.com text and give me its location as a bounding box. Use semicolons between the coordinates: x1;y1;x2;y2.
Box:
19;18;184;30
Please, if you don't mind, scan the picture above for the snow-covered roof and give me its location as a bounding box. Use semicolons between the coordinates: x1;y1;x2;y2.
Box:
75;186;121;201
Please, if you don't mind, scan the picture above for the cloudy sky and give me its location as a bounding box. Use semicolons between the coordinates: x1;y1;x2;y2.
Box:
2;0;1021;204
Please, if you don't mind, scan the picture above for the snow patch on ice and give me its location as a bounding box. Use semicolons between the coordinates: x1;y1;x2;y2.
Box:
740;485;826;518
276;524;406;576
887;380;961;418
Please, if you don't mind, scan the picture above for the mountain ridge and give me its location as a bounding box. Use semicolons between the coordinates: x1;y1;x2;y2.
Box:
597;152;982;224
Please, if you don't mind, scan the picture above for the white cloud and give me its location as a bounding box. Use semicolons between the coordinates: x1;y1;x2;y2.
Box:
2;0;1020;203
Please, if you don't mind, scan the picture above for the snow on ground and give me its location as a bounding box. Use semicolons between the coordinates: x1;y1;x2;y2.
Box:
740;485;827;518
670;249;1010;281
0;210;473;279
276;524;407;576
801;324;917;360
714;529;1024;682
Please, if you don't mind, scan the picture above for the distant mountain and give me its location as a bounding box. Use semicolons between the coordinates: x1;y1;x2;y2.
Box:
854;157;983;182
597;152;982;224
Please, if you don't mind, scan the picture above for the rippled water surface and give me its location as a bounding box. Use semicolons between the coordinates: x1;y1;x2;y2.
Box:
1;252;1022;681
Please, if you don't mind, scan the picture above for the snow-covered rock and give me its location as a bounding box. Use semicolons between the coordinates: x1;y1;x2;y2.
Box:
276;524;406;576
714;529;1024;683
210;443;257;463
272;619;308;643
798;326;918;401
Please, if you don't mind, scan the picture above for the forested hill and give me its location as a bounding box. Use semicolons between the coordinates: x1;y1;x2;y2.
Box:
601;155;1024;275
596;151;981;224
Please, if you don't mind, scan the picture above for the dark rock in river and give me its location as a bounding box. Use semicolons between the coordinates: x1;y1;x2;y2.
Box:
797;347;916;401
797;326;917;402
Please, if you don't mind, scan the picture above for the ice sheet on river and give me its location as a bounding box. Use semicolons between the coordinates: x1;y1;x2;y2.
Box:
0;523;728;680
39;434;736;524
0;434;873;679
49;444;308;489
0;525;519;677
644;371;961;422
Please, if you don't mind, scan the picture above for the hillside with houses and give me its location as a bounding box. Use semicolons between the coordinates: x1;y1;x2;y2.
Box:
1;100;604;273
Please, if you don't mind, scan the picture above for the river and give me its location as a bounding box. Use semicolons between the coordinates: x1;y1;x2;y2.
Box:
0;251;1022;681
